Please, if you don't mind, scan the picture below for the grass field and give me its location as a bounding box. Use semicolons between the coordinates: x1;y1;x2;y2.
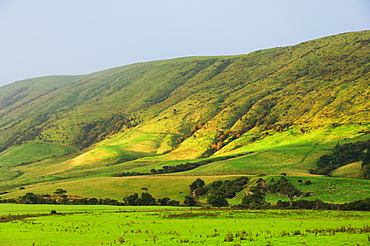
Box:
0;142;77;169
0;204;184;215
1;205;370;245
1;175;240;201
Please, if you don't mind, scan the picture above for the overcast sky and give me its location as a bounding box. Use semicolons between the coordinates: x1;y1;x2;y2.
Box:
0;0;369;87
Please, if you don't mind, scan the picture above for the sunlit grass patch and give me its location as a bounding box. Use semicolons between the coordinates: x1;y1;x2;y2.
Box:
1;207;370;245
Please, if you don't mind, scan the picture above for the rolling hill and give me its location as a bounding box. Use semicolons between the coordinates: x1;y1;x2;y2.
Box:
0;30;369;202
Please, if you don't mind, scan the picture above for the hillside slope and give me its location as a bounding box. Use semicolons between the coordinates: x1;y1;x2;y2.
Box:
0;30;369;199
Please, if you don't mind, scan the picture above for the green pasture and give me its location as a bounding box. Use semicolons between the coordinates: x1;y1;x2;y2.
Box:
177;132;369;177
0;204;184;215
264;175;370;203
219;124;368;156
332;161;363;178
1;130;369;203
1;206;370;245
3;174;370;205
0;204;119;215
0;126;368;207
0;142;77;169
1;175;238;202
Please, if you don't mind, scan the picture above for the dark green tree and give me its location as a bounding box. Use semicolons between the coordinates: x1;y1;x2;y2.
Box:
312;141;369;175
123;193;139;205
157;197;171;206
139;193;157;205
208;180;223;190
269;177;302;206
168;200;180;206
241;178;266;207
207;190;229;207
53;189;67;196
88;198;99;205
19;193;44;204
183;196;197;206
242;180;267;208
361;145;370;179
194;187;207;197
362;165;370;180
363;146;370;166
190;178;205;191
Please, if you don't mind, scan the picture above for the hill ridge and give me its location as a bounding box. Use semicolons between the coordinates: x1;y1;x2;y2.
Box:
0;30;369;199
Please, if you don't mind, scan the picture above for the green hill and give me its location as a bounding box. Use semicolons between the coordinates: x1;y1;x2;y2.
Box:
0;30;369;202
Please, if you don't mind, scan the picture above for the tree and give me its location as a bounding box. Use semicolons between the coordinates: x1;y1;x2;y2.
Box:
88;198;99;205
123;193;139;205
208;180;223;190
207;190;229;207
194;187;207;197
19;193;44;204
241;178;266;208
362;145;370;167
183;196;197;206
312;141;369;175
362;164;370;180
242;186;266;208
190;178;205;191
168;200;180;206
361;145;370;179
269;177;301;206
53;189;67;196
158;197;171;206
139;193;157;205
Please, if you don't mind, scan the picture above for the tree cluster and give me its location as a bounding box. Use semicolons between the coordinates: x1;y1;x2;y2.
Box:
310;141;369;175
241;178;267;208
123;192;180;206
242;176;303;208
115;171;150;177
273;197;370;211
2;113;50;148
361;145;370;179
3;190;121;205
175;122;206;146
73;114;140;149
269;176;302;206
341;197;370;211
189;177;249;207
116;155;248;177
150;162;204;174
115;162;207;177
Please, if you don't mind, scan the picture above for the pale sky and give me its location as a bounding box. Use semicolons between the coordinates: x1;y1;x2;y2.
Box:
0;0;369;87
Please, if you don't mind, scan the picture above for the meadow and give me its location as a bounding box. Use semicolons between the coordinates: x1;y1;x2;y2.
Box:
1;204;370;245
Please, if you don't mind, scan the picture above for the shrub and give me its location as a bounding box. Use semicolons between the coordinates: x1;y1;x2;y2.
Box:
224;232;234;242
183;196;197;207
207;190;229;207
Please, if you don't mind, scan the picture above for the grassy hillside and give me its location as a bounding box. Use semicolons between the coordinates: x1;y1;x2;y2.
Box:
0;30;369;202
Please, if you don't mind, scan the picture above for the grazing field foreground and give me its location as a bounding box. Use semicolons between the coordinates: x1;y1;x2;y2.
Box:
1;205;370;245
